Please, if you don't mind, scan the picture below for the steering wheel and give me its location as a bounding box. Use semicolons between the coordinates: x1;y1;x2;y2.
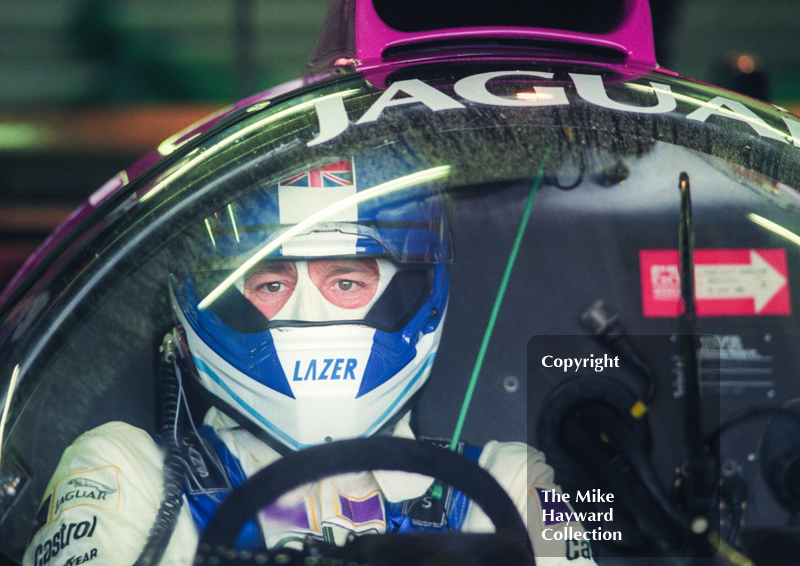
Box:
196;437;533;565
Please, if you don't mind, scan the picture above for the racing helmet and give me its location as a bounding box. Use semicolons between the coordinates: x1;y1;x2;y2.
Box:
170;155;452;452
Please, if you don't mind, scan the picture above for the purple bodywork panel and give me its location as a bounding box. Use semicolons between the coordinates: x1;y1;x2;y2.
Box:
354;0;657;69
309;0;658;76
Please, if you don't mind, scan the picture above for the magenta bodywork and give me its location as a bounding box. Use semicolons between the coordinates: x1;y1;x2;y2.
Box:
0;0;664;305
352;0;656;71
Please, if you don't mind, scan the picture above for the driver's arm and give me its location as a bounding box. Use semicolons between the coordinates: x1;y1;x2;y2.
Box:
468;440;598;566
23;421;198;566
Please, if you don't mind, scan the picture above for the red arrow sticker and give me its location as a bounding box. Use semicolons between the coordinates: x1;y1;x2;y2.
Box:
640;249;790;317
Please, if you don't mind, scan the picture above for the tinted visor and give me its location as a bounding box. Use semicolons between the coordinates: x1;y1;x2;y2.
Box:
172;159;451;332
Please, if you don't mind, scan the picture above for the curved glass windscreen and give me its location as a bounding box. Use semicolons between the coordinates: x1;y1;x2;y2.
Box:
2;63;800;564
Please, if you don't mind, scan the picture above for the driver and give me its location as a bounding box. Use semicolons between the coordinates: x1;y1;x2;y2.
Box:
23;157;597;566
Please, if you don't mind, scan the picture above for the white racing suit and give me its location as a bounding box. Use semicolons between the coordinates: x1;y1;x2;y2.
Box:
24;408;597;566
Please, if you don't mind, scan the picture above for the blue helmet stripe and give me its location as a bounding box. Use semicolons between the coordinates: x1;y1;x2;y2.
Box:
193;356;310;450
362;351;437;437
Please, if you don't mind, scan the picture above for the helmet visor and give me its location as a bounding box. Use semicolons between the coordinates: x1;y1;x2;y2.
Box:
172;159;451;332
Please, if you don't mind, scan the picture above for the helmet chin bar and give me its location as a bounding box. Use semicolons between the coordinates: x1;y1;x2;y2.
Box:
186;370;431;457
191;348;437;452
182;323;440;448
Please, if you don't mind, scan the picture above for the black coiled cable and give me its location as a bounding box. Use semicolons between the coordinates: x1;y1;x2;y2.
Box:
132;336;187;566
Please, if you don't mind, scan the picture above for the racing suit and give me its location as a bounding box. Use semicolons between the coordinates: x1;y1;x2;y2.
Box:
24;408;596;566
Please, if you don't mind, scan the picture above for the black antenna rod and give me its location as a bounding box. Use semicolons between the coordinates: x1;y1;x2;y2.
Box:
678;172;722;564
678;172;703;463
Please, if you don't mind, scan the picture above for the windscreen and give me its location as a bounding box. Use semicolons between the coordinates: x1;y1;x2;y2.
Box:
2;63;800;564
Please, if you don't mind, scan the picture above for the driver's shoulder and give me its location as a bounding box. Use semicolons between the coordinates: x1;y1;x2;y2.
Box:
71;421;160;452
52;421;164;482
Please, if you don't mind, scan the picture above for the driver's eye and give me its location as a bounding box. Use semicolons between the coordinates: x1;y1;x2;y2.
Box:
242;261;298;319
337;280;355;291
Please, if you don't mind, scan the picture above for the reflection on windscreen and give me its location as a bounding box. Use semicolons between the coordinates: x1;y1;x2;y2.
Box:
3;68;800;565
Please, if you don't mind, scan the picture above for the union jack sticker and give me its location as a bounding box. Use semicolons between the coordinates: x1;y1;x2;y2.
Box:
277;159;359;228
280;160;354;188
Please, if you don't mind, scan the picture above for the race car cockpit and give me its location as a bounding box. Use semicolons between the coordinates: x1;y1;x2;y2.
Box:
2;1;800;565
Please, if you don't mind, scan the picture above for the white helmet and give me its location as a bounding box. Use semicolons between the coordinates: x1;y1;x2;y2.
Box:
170;156;452;452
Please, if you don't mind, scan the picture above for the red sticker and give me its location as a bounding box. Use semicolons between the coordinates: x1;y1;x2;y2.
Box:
640;249;790;317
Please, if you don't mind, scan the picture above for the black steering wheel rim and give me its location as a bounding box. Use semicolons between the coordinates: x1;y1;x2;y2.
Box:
198;436;530;549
